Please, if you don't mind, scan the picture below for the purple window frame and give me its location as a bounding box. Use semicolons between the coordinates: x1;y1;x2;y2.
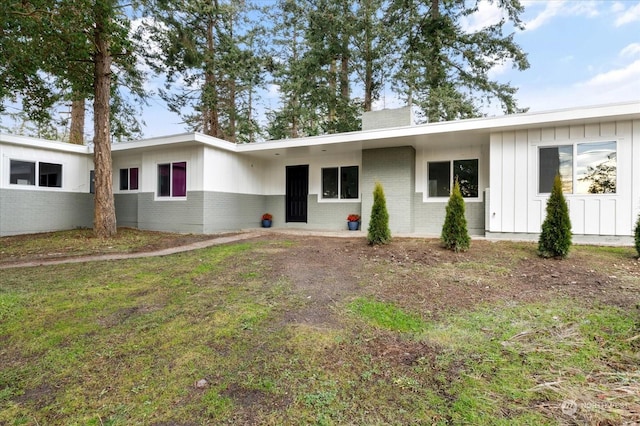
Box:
172;162;186;197
130;167;139;190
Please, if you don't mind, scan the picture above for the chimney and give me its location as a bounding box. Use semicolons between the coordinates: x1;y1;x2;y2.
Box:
361;106;414;131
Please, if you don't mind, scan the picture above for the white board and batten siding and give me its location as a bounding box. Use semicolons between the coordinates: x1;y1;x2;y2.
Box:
489;119;640;237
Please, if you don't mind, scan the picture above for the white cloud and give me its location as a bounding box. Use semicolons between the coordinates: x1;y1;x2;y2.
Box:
581;59;640;88
523;1;565;31
523;0;600;31
620;43;640;58
614;1;640;26
460;1;504;33
611;2;626;13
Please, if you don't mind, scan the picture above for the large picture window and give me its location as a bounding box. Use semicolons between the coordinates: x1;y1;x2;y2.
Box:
158;162;186;197
428;159;478;198
539;141;616;194
119;167;139;190
322;166;359;199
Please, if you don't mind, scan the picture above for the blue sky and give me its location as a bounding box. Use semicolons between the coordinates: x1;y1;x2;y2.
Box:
137;0;640;138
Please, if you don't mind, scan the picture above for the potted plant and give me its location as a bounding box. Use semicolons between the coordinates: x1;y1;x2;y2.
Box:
347;214;360;231
261;213;273;228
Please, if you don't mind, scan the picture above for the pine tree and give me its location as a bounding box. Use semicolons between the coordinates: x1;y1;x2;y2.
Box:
142;0;263;142
385;0;529;122
367;182;391;245
441;180;470;252
538;174;572;258
634;213;640;258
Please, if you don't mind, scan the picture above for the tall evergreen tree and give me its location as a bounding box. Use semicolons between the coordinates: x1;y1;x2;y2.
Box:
142;0;263;142
1;0;146;237
1;0;145;144
385;0;529;122
353;0;390;112
266;0;314;139
538;174;572;258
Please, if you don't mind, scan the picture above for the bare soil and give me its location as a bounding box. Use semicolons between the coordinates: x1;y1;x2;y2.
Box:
259;235;640;324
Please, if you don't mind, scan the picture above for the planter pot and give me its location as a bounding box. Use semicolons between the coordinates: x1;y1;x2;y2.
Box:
347;221;359;231
262;219;272;228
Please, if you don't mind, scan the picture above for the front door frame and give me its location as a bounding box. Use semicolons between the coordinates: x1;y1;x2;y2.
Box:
285;165;309;223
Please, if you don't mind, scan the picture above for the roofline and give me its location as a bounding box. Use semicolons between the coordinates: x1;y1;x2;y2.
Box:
2;102;638;154
235;101;640;153
0;133;91;154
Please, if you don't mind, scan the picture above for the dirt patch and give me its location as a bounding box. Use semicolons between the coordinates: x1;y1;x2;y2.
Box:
13;383;57;409
261;235;639;324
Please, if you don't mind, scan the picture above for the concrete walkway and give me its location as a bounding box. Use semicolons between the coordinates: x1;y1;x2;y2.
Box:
0;231;266;270
0;228;376;270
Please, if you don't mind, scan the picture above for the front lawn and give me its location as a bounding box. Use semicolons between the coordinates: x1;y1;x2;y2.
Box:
1;234;638;425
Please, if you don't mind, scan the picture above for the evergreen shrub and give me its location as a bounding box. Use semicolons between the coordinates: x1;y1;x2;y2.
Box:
367;182;391;245
538;174;572;258
441;180;470;252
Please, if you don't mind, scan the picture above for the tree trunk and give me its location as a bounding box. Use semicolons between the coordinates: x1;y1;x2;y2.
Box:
92;1;117;238
328;58;337;126
204;15;220;137
69;97;85;144
363;0;373;111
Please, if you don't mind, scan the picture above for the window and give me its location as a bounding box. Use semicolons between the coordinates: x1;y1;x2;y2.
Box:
322;168;338;198
539;146;573;193
322;166;359;199
538;141;616;194
10;160;35;185
9;160;62;187
428;159;478;198
341;166;359;199
157;162;186;197
577;141;616;194
119;167;139;190
38;162;62;187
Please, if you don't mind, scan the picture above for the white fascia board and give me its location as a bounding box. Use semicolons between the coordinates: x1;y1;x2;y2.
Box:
0;133;91;154
111;132;237;153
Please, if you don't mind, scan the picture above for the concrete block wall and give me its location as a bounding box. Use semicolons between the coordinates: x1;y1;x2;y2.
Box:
413;195;485;236
203;192;266;233
306;196;360;230
137;192;205;234
361;147;416;234
0;189;93;236
264;195;361;231
114;193;139;228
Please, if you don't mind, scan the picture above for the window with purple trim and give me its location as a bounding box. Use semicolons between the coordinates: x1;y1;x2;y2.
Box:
119;167;139;190
157;162;186;197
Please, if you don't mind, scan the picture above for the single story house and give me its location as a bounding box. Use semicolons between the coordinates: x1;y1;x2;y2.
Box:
1;102;639;244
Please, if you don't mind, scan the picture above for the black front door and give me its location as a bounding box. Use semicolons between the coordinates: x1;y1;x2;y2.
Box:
286;165;308;222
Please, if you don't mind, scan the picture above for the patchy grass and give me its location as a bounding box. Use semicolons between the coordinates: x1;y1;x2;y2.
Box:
349;297;426;332
1;234;639;425
0;227;214;264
